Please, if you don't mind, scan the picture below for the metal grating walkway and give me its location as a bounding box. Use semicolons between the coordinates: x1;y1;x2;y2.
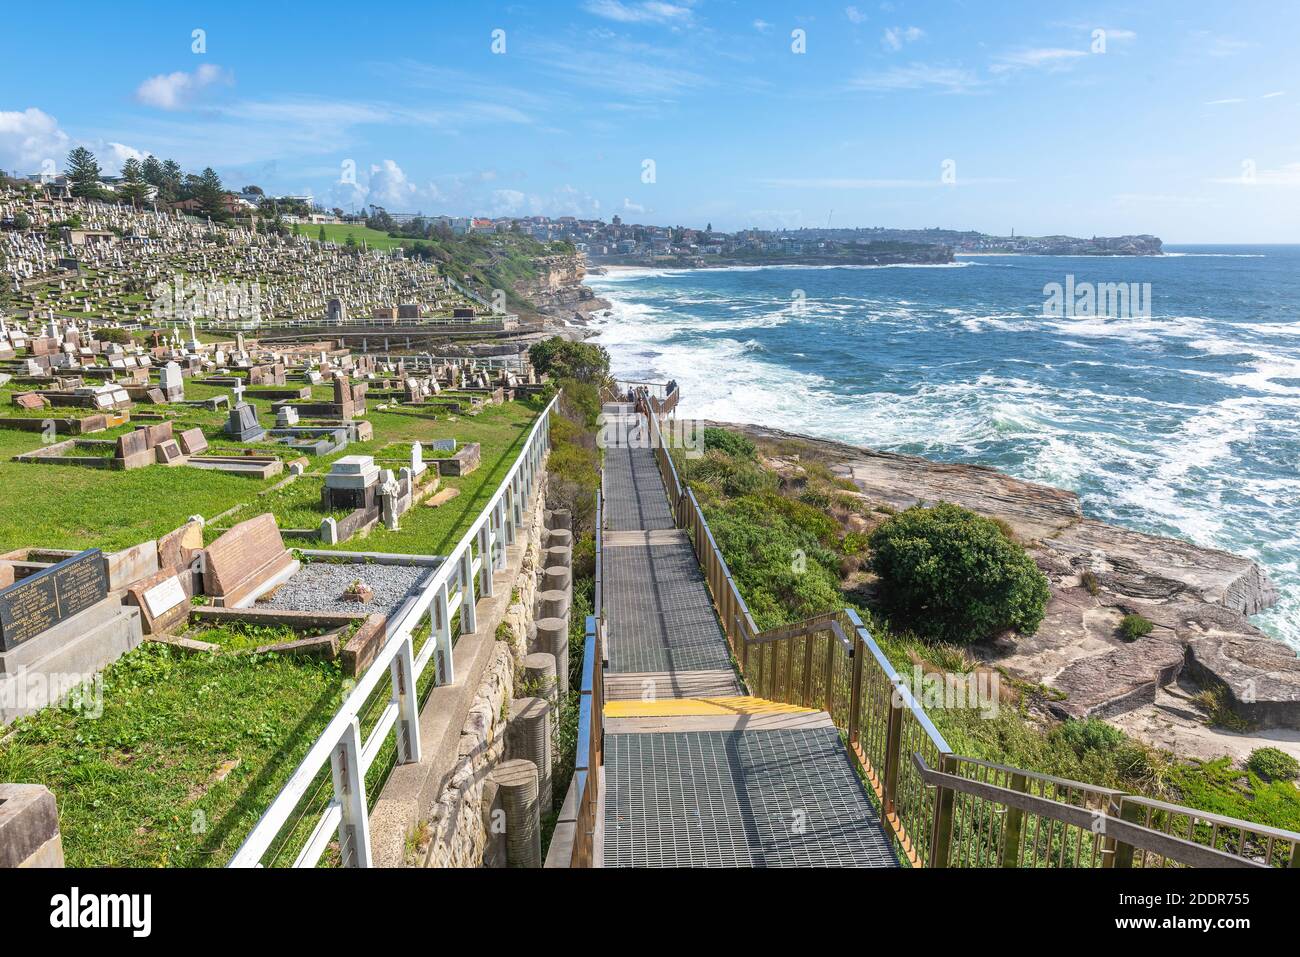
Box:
598;396;897;868
603;729;897;867
603;445;676;531
603;539;733;674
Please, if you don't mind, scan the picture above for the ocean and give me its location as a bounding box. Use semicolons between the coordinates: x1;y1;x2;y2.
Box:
585;247;1300;652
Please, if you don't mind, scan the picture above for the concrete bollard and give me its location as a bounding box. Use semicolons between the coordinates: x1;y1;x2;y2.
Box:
537;589;570;620
490;759;541;868
542;564;572;591
545;508;572;531
545;527;573;549
543;545;572;569
508;697;552;813
522;652;558;711
535;617;570;696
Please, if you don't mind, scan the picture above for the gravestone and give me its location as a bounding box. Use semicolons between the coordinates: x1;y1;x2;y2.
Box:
125;568;190;635
323;455;381;511
201;513;299;608
177;428;209;456
113;429;154;470
410;442;426;477
159;361;184;401
225;403;266;442
0;550;108;652
155;439;185;465
0;552;143;725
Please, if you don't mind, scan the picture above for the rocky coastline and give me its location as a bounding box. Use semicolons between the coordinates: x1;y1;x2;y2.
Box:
713;420;1300;761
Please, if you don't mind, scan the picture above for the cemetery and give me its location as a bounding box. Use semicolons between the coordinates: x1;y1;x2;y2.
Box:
0;180;577;869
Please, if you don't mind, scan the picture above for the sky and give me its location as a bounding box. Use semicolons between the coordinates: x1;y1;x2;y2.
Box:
1;0;1297;241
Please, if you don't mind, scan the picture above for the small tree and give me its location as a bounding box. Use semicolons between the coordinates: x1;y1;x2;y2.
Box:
868;502;1051;643
528;336;610;384
65;146;102;198
119;157;150;207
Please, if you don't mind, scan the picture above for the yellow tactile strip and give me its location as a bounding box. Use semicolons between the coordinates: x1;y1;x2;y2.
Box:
604;696;818;718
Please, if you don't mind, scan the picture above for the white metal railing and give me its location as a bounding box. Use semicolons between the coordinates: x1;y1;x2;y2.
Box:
228;394;557;867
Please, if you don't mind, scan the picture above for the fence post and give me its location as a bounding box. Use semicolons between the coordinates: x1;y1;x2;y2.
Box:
823;629;837;717
392;638;422;764
847;633;863;749
928;753;956;869
1106;796;1142;869
434;580;455;684
332;718;372;867
883;691;904;815
479;519;495;596
1000;772;1028;868
459;547;477;634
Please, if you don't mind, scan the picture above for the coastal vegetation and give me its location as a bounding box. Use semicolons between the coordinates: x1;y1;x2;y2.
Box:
672;426;1300;835
868;503;1050;644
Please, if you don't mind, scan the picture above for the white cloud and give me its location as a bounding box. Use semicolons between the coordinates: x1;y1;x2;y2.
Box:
752;19;771;33
850;63;982;94
104;142;147;175
845;6;867;25
1205;97;1246;106
1262;90;1286;99
368;159;418;206
135;64;232;110
0;107;70;173
622;197;648;213
1209;163;1300;187
583;0;693;25
991;48;1088;73
882;26;923;51
757;175;1013;189
490;189;529;216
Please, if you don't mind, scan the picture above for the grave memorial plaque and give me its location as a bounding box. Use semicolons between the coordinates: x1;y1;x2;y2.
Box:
0;549;108;652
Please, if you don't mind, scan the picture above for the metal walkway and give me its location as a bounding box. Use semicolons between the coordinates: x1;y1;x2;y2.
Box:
598;402;898;868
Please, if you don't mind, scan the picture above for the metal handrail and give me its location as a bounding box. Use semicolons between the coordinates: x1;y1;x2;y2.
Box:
228;394;557;867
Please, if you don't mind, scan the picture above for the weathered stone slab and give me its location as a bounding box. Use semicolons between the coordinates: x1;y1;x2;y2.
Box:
157;519;204;573
0;784;64;868
201;513;298;608
1185;634;1300;729
177;427;208;456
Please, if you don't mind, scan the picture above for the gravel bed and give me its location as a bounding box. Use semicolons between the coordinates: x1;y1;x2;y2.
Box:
262;561;430;615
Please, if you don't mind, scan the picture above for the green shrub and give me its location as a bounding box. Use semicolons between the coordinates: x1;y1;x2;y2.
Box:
1247;747;1300;782
702;427;756;460
528;337;610;384
867;502;1050;643
1118;613;1154;641
1053;718;1125;756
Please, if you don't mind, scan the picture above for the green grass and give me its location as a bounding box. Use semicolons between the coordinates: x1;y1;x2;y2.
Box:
0;643;346;867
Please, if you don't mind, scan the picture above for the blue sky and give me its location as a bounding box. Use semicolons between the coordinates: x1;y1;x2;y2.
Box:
2;1;1297;240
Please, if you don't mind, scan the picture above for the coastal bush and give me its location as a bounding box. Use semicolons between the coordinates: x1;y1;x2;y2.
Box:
1247;747;1300;782
1119;613;1154;641
703;427;756;459
528;336;610;385
704;493;844;628
868;502;1051;643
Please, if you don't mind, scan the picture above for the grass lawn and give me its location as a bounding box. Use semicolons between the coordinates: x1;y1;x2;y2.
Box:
294;223;406;251
0;643;347;867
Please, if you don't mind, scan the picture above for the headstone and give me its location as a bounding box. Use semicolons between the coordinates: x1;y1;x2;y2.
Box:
201;513;298;608
410;442;426;476
155;439;185;465
225;403;266;442
177;428;209;456
0;550;108;652
125;569;189;635
159;361;184;401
